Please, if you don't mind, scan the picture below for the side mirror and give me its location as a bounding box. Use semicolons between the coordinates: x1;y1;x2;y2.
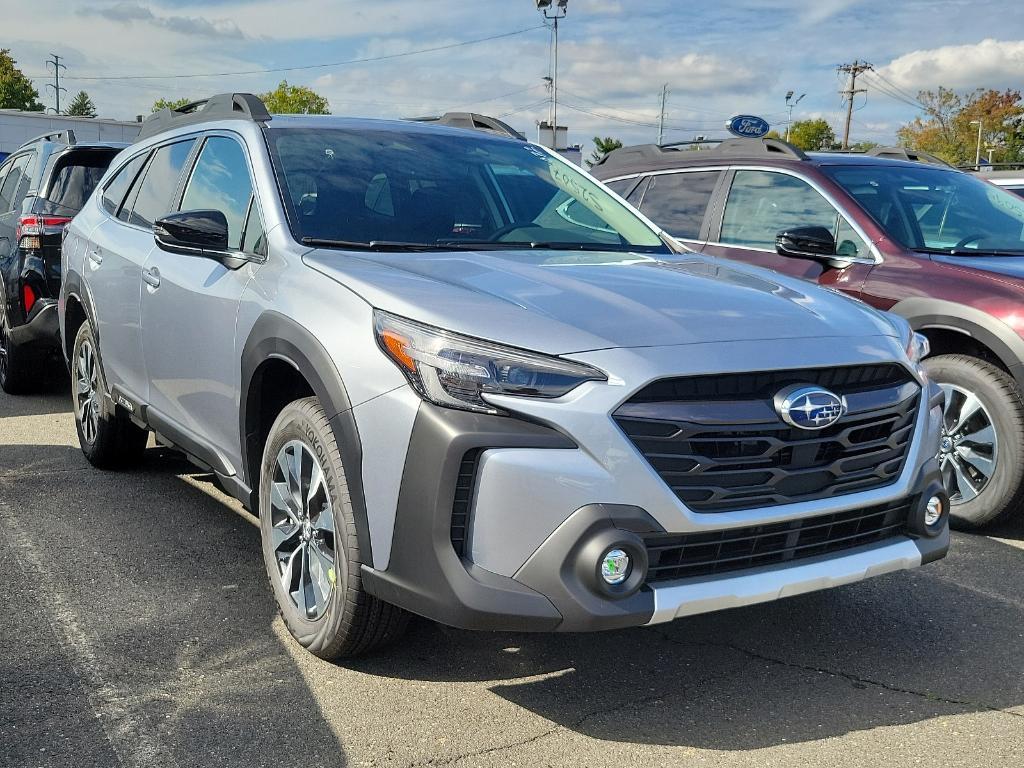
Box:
154;210;247;268
775;226;851;269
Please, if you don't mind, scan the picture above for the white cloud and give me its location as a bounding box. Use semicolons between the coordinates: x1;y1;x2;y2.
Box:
878;38;1024;92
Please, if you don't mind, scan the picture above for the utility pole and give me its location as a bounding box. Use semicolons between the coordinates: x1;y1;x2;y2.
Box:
536;1;568;150
838;60;872;149
45;53;67;114
970;120;983;169
785;91;804;143
657;84;669;145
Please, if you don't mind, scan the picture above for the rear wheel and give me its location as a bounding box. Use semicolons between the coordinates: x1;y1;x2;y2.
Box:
259;397;409;659
72;321;148;468
924;354;1024;529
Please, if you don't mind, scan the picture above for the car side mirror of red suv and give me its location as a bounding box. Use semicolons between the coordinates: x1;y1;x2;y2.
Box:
776;226;851;269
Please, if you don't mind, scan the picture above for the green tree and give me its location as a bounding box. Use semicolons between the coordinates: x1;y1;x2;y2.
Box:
259;80;330;114
66;90;97;117
787;119;836;151
0;49;43;111
151;97;193;112
897;87;1024;165
586;136;623;167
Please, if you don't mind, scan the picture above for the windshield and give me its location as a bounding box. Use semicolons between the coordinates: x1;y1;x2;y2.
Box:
822;164;1024;254
265;125;668;252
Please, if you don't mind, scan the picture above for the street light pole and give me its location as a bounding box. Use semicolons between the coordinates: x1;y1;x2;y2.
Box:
971;119;983;169
537;0;568;150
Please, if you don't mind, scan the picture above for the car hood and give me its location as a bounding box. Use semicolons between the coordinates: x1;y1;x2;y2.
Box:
933;253;1024;282
304;249;901;355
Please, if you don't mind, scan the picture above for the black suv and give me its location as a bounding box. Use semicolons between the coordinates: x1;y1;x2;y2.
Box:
0;130;127;393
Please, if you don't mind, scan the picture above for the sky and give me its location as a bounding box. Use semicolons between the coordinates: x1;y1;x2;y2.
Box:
5;0;1024;153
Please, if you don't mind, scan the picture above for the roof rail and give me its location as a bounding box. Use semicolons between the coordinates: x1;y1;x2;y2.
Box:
596;136;807;172
405;112;526;140
866;146;953;167
138;93;271;141
18;129;77;149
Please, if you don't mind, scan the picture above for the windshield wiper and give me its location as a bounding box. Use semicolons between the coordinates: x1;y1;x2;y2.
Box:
436;239;664;253
917;246;1024;257
301;237;453;252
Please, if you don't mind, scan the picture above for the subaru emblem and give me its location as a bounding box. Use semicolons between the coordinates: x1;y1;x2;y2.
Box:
775;384;847;430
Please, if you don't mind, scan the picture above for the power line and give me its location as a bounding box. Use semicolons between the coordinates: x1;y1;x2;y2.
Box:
39;25;546;82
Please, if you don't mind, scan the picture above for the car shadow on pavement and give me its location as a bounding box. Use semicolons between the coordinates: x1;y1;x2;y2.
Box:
350;531;1024;750
0;367;71;419
0;443;349;768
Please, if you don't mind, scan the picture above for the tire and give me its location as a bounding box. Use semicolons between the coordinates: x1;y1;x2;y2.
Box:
259;396;409;659
923;353;1024;529
0;281;39;395
71;321;149;469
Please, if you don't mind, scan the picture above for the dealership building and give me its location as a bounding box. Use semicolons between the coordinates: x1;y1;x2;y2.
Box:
0;110;141;161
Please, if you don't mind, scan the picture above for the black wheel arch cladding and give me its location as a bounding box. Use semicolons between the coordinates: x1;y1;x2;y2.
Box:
240;310;374;568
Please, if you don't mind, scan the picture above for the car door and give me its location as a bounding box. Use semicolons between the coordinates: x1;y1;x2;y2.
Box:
702;168;876;296
87;139;197;399
635;169;723;251
140;133;265;474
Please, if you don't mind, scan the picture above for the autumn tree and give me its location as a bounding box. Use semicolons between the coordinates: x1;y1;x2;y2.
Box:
587;136;623;167
787;119;836;151
259;81;330;114
66;90;97;117
152;97;193;112
0;49;43;111
897;87;1024;166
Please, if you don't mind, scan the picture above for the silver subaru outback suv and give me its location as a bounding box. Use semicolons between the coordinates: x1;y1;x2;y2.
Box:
60;94;949;658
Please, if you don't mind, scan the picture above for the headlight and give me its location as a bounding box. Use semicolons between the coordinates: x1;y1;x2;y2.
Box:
907;331;930;365
374;310;607;414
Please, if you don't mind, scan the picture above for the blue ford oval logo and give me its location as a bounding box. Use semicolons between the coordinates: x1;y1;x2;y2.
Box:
726;114;771;139
775;385;847;430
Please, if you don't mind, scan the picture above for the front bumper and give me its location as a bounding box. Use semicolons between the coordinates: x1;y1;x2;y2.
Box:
9;298;60;349
361;393;949;633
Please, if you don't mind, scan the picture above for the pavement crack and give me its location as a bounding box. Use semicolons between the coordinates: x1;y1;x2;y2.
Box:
653;629;1024;720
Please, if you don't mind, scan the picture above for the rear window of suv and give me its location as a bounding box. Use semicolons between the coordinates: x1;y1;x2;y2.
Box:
42;149;121;216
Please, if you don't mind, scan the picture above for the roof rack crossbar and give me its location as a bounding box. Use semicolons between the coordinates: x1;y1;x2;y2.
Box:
18;129;77;149
137;93;271;141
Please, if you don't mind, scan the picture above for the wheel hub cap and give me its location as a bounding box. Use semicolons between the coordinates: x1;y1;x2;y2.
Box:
75;340;101;445
269;440;337;621
937;383;998;505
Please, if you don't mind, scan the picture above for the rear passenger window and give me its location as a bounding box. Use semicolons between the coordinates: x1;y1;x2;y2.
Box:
179;137;253;249
129;139;196;228
640;171;720;240
101;154;148;216
0;153;31;214
47;151;119;215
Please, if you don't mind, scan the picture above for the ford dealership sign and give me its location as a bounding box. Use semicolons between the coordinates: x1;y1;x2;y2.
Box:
726;115;771;138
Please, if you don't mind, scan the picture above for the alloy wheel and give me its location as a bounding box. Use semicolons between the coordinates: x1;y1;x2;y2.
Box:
0;307;9;384
938;383;998;504
270;440;337;621
75;339;101;444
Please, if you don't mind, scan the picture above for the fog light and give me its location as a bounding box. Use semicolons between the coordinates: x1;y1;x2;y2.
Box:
925;495;944;526
600;548;630;585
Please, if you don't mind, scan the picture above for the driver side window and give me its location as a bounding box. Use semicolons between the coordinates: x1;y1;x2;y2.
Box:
720;170;868;255
180;136;254;250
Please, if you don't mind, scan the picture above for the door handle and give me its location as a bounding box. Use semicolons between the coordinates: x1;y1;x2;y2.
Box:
141;267;161;288
87;248;103;266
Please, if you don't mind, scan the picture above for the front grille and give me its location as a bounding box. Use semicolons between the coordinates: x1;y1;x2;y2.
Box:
616;365;919;513
450;450;482;557
644;500;911;583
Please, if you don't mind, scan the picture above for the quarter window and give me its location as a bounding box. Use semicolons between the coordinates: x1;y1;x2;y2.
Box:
0;153;31;214
128;139;196;228
721;170;855;252
640;171;720;240
180;137;254;249
101;153;148;216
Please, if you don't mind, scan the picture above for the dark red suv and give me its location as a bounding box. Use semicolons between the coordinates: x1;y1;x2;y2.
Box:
592;138;1024;529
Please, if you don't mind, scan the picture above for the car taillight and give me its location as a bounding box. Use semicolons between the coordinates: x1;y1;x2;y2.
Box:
22;284;36;314
17;214;72;251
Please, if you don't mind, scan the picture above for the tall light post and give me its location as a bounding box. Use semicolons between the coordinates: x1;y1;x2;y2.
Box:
536;0;567;149
785;91;804;143
970;119;983;170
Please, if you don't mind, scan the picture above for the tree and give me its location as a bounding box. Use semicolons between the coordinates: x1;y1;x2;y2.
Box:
66;90;97;117
898;87;1024;166
152;97;193;112
587;136;623;167
259;81;330;115
0;49;43;111
787;119;836;151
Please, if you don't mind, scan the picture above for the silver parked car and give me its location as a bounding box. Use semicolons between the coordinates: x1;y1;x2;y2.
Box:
60;94;948;658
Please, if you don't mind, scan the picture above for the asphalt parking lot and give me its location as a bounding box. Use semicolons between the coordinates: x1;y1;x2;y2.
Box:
1;382;1023;768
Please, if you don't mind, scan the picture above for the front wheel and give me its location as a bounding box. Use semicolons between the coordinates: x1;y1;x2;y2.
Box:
259;397;409;658
924;354;1024;529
